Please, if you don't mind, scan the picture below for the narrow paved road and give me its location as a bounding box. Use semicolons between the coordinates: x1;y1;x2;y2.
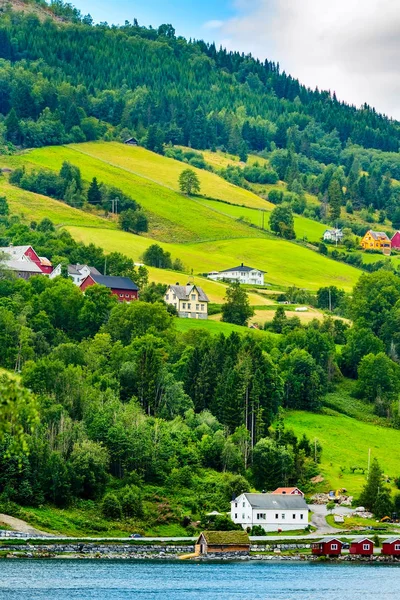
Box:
310;504;354;534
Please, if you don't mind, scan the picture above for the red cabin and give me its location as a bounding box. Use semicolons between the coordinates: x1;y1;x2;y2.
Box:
80;274;139;302
381;537;400;556
312;537;342;556
349;537;374;556
391;232;400;250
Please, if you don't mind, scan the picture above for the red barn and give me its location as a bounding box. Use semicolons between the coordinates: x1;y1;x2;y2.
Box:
381;537;400;556
391;232;400;250
80;274;139;302
349;537;374;556
312;537;342;556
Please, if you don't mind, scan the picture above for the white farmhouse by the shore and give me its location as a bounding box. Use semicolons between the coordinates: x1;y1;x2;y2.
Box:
207;263;265;286
231;493;309;531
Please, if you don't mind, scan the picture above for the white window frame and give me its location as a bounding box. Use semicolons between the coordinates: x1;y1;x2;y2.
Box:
395;544;400;551
331;544;338;551
363;544;370;551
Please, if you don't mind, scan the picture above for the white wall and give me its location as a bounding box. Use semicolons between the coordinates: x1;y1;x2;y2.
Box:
231;494;308;531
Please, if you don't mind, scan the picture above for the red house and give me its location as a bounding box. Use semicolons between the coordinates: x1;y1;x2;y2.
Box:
0;245;53;274
80;274;139;302
381;537;400;556
272;487;304;497
391;232;400;250
349;537;374;556
312;537;342;556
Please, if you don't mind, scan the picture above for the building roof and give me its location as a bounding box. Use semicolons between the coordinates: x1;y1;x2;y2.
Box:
272;487;303;495
39;257;52;267
367;230;391;241
220;263;265;274
240;493;308;510
383;537;400;544
2;259;43;274
68;264;101;276
168;284;209;302
324;229;343;235
89;274;139;291
350;536;374;543
0;245;35;261
197;530;250;546
317;537;342;544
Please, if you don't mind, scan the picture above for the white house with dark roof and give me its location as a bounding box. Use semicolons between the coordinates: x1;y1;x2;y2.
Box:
231;493;309;531
207;263;265;286
323;229;343;243
164;284;209;319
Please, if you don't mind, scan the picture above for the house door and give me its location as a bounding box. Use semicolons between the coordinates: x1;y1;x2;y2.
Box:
200;543;205;554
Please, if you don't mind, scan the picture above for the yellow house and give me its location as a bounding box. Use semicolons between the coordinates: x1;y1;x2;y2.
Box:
360;230;391;253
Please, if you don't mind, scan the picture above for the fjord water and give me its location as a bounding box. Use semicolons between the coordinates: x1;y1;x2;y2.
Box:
0;560;399;599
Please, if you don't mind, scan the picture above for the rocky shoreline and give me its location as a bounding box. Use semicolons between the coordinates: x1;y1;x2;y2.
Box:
2;542;400;562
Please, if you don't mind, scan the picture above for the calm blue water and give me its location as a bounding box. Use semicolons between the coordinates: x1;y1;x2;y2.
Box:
0;560;399;599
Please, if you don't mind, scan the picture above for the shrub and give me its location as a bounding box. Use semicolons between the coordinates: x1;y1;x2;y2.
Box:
101;493;122;520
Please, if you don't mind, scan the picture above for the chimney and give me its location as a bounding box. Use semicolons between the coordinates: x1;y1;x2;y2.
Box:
241;262;244;267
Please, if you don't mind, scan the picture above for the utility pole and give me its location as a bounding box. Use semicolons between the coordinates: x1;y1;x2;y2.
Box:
328;288;332;312
114;197;119;216
104;257;107;276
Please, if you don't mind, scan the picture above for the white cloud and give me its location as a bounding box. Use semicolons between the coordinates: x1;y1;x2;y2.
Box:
203;19;224;30
215;0;400;119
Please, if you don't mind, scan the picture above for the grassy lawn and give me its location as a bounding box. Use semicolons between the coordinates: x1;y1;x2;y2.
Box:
0;179;115;229
323;379;388;426
174;317;279;339
67;226;362;291
283;409;400;495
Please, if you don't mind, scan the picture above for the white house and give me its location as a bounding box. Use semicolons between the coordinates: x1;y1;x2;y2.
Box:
208;263;265;286
323;229;343;243
164;284;209;319
231;493;309;531
49;264;102;286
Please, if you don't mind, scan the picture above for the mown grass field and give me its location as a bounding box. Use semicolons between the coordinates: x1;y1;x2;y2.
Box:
283;409;400;494
69;142;270;209
0;179;115;229
197;197;326;241
174;317;278;339
67;225;362;291
4;146;266;243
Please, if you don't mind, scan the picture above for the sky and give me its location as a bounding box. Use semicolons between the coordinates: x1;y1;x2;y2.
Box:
72;0;400;120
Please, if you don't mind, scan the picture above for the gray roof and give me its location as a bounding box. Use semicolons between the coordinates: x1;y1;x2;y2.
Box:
316;537;342;544
89;274;138;291
350;536;374;543
368;230;390;241
0;245;34;261
2;259;43;274
242;493;308;510
383;537;400;544
168;284;209;302
68;264;101;276
220;264;265;274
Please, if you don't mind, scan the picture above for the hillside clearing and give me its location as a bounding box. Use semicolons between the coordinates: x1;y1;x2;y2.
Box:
283;410;400;494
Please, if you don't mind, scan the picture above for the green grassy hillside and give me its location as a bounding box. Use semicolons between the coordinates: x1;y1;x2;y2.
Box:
284;409;400;494
67;225;361;291
0;179;115;229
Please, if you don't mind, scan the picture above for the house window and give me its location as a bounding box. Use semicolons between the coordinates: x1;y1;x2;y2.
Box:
173;294;176;300
281;514;285;520
242;502;245;507
235;503;237;508
201;304;204;310
257;513;266;520
300;514;304;520
363;544;370;550
242;514;245;520
275;514;279;519
196;304;199;311
166;294;169;300
395;544;400;551
191;294;196;301
119;294;123;297
125;294;129;298
187;303;191;310
182;303;186;309
234;513;237;519
331;544;338;550
292;514;296;519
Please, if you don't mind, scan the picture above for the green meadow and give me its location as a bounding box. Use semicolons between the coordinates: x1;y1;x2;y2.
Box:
284;409;400;494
